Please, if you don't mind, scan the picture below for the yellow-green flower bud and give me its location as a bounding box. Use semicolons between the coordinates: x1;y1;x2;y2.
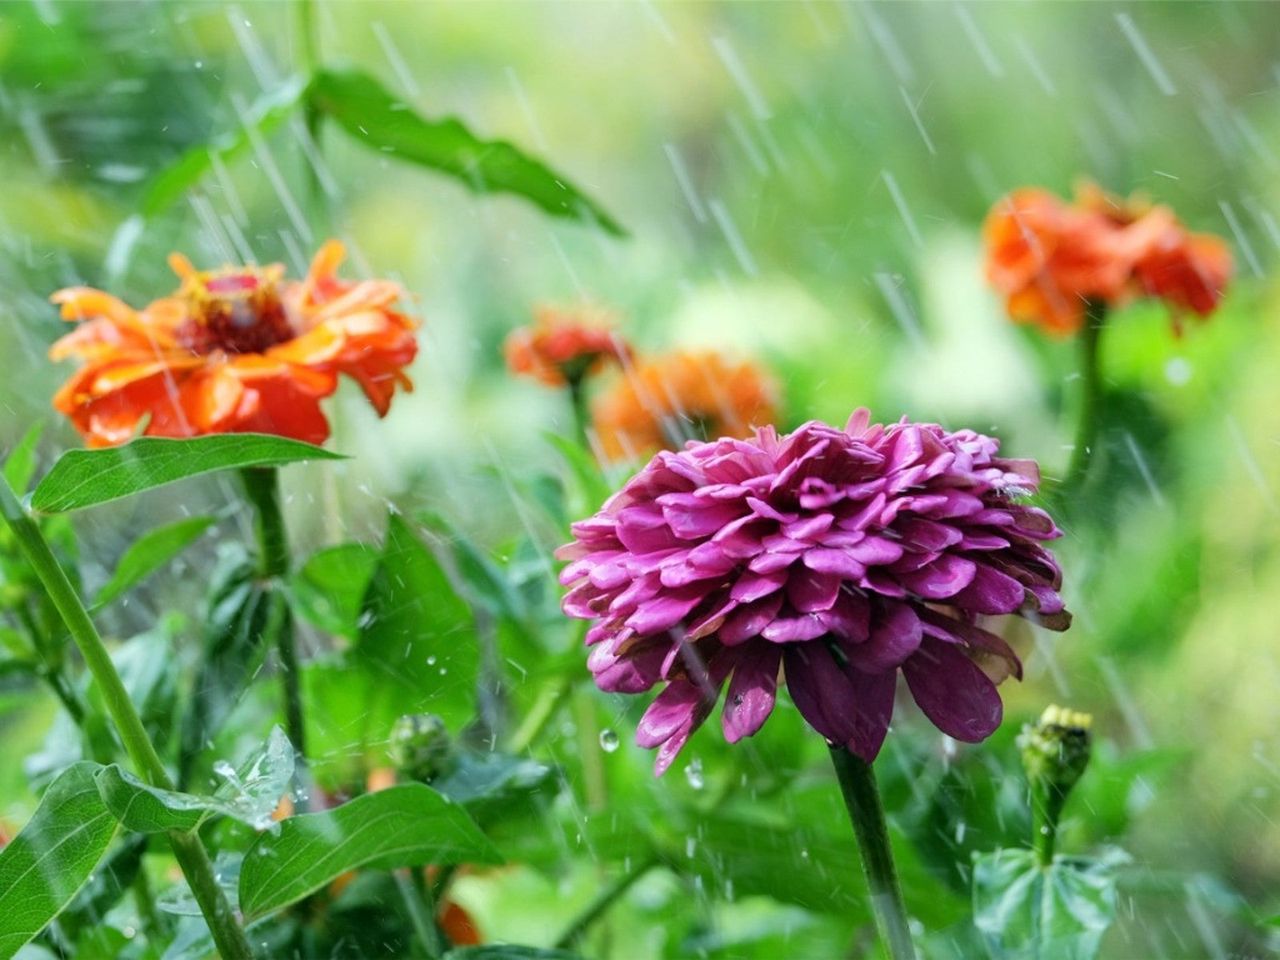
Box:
1019;704;1093;865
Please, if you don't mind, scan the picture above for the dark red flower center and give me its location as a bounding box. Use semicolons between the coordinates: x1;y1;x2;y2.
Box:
177;271;296;355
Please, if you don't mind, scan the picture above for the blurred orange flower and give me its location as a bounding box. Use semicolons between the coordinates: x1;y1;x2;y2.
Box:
49;241;418;447
504;305;630;387
591;350;777;460
983;183;1232;335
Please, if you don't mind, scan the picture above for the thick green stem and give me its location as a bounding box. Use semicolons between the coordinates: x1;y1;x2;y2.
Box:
1030;779;1067;867
0;475;253;960
553;855;659;950
1063;303;1107;490
829;746;917;960
240;468;308;770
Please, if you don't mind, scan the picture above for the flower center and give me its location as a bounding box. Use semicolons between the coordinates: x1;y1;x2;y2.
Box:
176;270;295;355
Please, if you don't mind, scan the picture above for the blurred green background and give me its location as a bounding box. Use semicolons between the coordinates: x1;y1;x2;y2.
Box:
2;2;1280;957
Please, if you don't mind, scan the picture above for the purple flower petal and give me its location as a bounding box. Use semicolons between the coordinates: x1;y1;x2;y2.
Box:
762;613;827;643
784;645;896;761
636;679;705;749
718;593;785;645
902;639;1002;743
786;570;841;613
845;603;922;672
722;643;782;743
898;554;977;600
803;547;867;579
952;563;1025;614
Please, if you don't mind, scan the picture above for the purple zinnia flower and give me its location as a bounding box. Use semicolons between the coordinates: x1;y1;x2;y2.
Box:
556;409;1070;775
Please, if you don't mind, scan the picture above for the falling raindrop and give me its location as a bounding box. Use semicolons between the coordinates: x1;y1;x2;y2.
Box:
598;729;620;752
684;758;704;790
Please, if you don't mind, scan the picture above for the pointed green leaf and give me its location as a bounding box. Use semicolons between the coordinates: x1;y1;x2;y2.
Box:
309;67;623;235
93;516;215;608
3;423;44;494
972;848;1129;960
238;783;500;922
32;434;343;513
178;550;279;785
97;727;294;834
543;433;612;517
432;749;555;824
94;766;208;834
417;510;525;622
0;763;118;960
355;514;477;729
55;835;148;941
141;77;307;218
287;542;379;640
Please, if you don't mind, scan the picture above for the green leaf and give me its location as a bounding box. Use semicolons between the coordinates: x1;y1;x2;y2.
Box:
355;514;477;729
238;783;500;922
432;749;556;824
287;543;379;640
141;78;307;218
178;548;279;787
31;434;343;513
55;835;148;941
97;727;293;833
0;762;118;960
3;423;44;494
308;68;623;235
544;433;612;518
417;510;526;623
93;516;215;608
972;848;1129;960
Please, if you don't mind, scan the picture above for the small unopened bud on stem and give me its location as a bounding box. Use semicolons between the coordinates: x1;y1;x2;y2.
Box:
1019;704;1093;865
389;713;457;783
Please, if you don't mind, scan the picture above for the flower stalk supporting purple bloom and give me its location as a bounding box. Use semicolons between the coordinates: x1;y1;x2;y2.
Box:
830;745;917;960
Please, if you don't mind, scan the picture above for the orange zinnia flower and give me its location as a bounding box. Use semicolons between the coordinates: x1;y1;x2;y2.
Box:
504;305;630;388
983;183;1232;335
49;241;418;447
591;350;778;461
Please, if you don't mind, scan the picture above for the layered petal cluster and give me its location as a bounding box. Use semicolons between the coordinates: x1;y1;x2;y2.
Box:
983;184;1232;335
504;305;630;387
557;410;1069;774
591;350;777;462
50;241;418;447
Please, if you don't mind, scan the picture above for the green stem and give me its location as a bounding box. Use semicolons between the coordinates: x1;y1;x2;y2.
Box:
567;375;590;447
509;674;576;754
0;475;254;960
1063;302;1107;490
573;689;607;812
240;468;308;770
1030;779;1066;867
829;746;917;960
553;855;660;950
395;869;443;959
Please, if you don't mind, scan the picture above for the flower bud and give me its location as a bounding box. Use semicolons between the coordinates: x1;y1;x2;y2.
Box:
1020;704;1092;796
1019;704;1093;863
388;714;456;783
